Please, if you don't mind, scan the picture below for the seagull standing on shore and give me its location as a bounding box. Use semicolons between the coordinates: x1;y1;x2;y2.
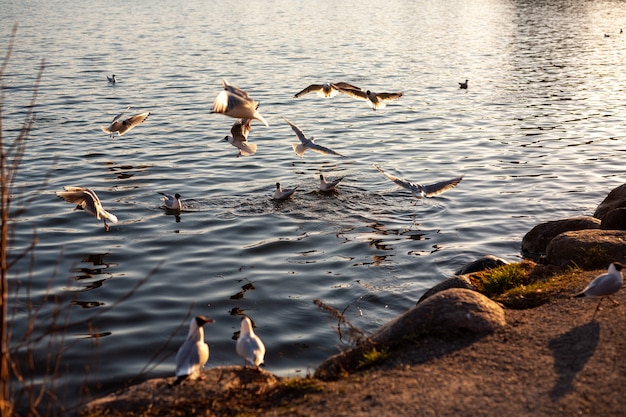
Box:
284;118;343;157
56;187;118;231
101;106;150;138
319;174;344;192
158;192;182;210
574;262;624;318
294;82;361;98
236;316;266;368
223;117;257;157
273;182;298;200
374;164;463;199
211;79;269;127
336;86;403;110
174;316;215;385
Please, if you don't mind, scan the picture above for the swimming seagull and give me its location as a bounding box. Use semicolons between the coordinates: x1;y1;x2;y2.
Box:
273;182;298;200
374;164;463;199
319;174;344;192
158;192;182;210
211;79;269;127
107;74;117;84
336;86;403;110
236;316;266;368
284;118;343;158
223;117;257;157
56;186;118;231
574;262;624;318
294;82;361;98
101;106;150;138
174;315;215;385
459;79;469;89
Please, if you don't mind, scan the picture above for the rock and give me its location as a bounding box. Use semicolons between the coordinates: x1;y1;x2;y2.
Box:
455;255;508;275
546;229;626;268
521;217;601;259
417;275;476;303
601;207;626;230
594;183;626;224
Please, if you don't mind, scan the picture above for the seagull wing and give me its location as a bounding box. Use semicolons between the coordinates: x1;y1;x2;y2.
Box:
117;112;150;135
308;142;343;156
377;92;403;101
332;82;361;91
421;176;463;197
175;339;204;377
111;106;131;123
374;165;421;194
230;118;251;141
284;118;309;144
294;84;323;98
337;87;368;100
222;79;250;99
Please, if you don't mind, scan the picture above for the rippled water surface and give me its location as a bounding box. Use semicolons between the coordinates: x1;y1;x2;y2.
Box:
3;0;626;411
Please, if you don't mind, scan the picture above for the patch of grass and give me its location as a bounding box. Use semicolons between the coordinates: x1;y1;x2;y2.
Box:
472;262;535;298
358;346;390;369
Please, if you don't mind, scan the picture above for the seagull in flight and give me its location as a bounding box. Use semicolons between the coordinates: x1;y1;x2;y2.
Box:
294;82;361;98
236;316;266;368
174;315;214;385
273;182;298;200
319;174;344;192
223;117;257;157
107;74;117;84
211;79;269;127
575;262;624;318
158;192;182;210
56;186;118;231
336;86;403;110
374;164;463;199
101;106;150;138
283;118;343;158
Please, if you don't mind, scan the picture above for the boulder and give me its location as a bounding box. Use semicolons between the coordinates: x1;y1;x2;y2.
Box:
601;207;626;230
417;275;476;303
546;229;626;268
594;183;626;225
455;255;508;275
521;217;601;259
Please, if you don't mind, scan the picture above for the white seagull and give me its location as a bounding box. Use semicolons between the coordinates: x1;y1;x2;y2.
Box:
223;117;257;157
236;316;266;368
294;82;361;98
56;186;118;231
336;86;403;110
374;164;463;199
575;262;625;318
211;79;269;127
284;118;343;158
107;74;117;84
273;182;298;200
158;192;182;210
174;315;214;385
101;106;150;138
319;174;344;192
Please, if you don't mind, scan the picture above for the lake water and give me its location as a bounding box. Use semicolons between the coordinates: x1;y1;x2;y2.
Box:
2;0;626;413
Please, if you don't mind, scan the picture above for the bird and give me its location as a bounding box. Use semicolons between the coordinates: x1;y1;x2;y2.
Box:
374;164;463;199
319;174;344;192
294;82;361;98
158;192;182;210
107;74;117;84
101;106;150;138
56;186;118;231
574;262;624;318
273;182;298;200
211;79;269;127
174;315;214;385
223;117;257;157
459;79;468;89
335;86;403;110
283;118;343;158
236;316;265;368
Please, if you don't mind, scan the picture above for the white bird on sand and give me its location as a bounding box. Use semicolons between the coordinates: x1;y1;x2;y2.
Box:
273;182;298;200
319;174;344;192
284;118;343;158
107;74;117;84
101;106;150;138
374;164;463;199
174;315;214;385
56;186;118;231
294;82;361;98
223;117;257;157
236;316;266;368
459;79;469;89
574;262;625;318
336;86;403;110
158;192;182;210
211;79;269;127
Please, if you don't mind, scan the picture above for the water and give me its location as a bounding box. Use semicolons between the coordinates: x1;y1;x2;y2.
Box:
2;0;626;412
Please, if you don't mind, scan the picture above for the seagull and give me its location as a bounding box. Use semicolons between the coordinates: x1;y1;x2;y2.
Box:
56;186;118;231
158;192;182;210
101;106;150;138
273;182;298;200
336;86;403;110
294;82;361;98
107;74;117;84
174;315;214;385
236;316;265;368
459;79;468;89
284;118;343;158
319;174;343;192
223;117;257;157
211;79;269;127
374;164;463;199
574;262;624;318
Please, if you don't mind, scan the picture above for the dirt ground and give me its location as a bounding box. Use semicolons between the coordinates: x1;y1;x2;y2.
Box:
83;267;626;417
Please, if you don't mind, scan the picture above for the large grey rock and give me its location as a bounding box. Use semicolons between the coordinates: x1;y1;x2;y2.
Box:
454;255;508;275
521;217;601;259
601;207;626;230
594;183;626;225
546;229;626;268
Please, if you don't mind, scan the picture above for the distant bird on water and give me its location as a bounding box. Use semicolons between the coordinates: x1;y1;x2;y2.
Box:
319;174;344;192
107;74;117;84
294;82;361;98
459;79;468;89
236;316;266;368
374;164;463;199
56;186;118;231
101;106;150;138
211;79;269;127
158;192;182;210
223;117;257;157
174;315;214;385
574;262;624;318
284;118;343;158
273;182;298;200
335;86;403;110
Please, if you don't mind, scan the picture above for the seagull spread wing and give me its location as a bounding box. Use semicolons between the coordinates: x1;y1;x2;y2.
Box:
377;92;403;101
294;84;323;98
421;176;463;197
284;118;309;144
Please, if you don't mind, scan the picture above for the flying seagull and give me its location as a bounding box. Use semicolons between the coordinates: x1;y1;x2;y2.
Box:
294;82;361;98
223;117;257;157
236;316;266;368
158;192;182;210
101;106;150;138
173;315;214;385
273;182;298;200
575;262;624;318
336;86;403;110
319;174;344;192
56;186;118;231
211;79;269;127
107;74;117;84
283;118;343;158
374;164;463;199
